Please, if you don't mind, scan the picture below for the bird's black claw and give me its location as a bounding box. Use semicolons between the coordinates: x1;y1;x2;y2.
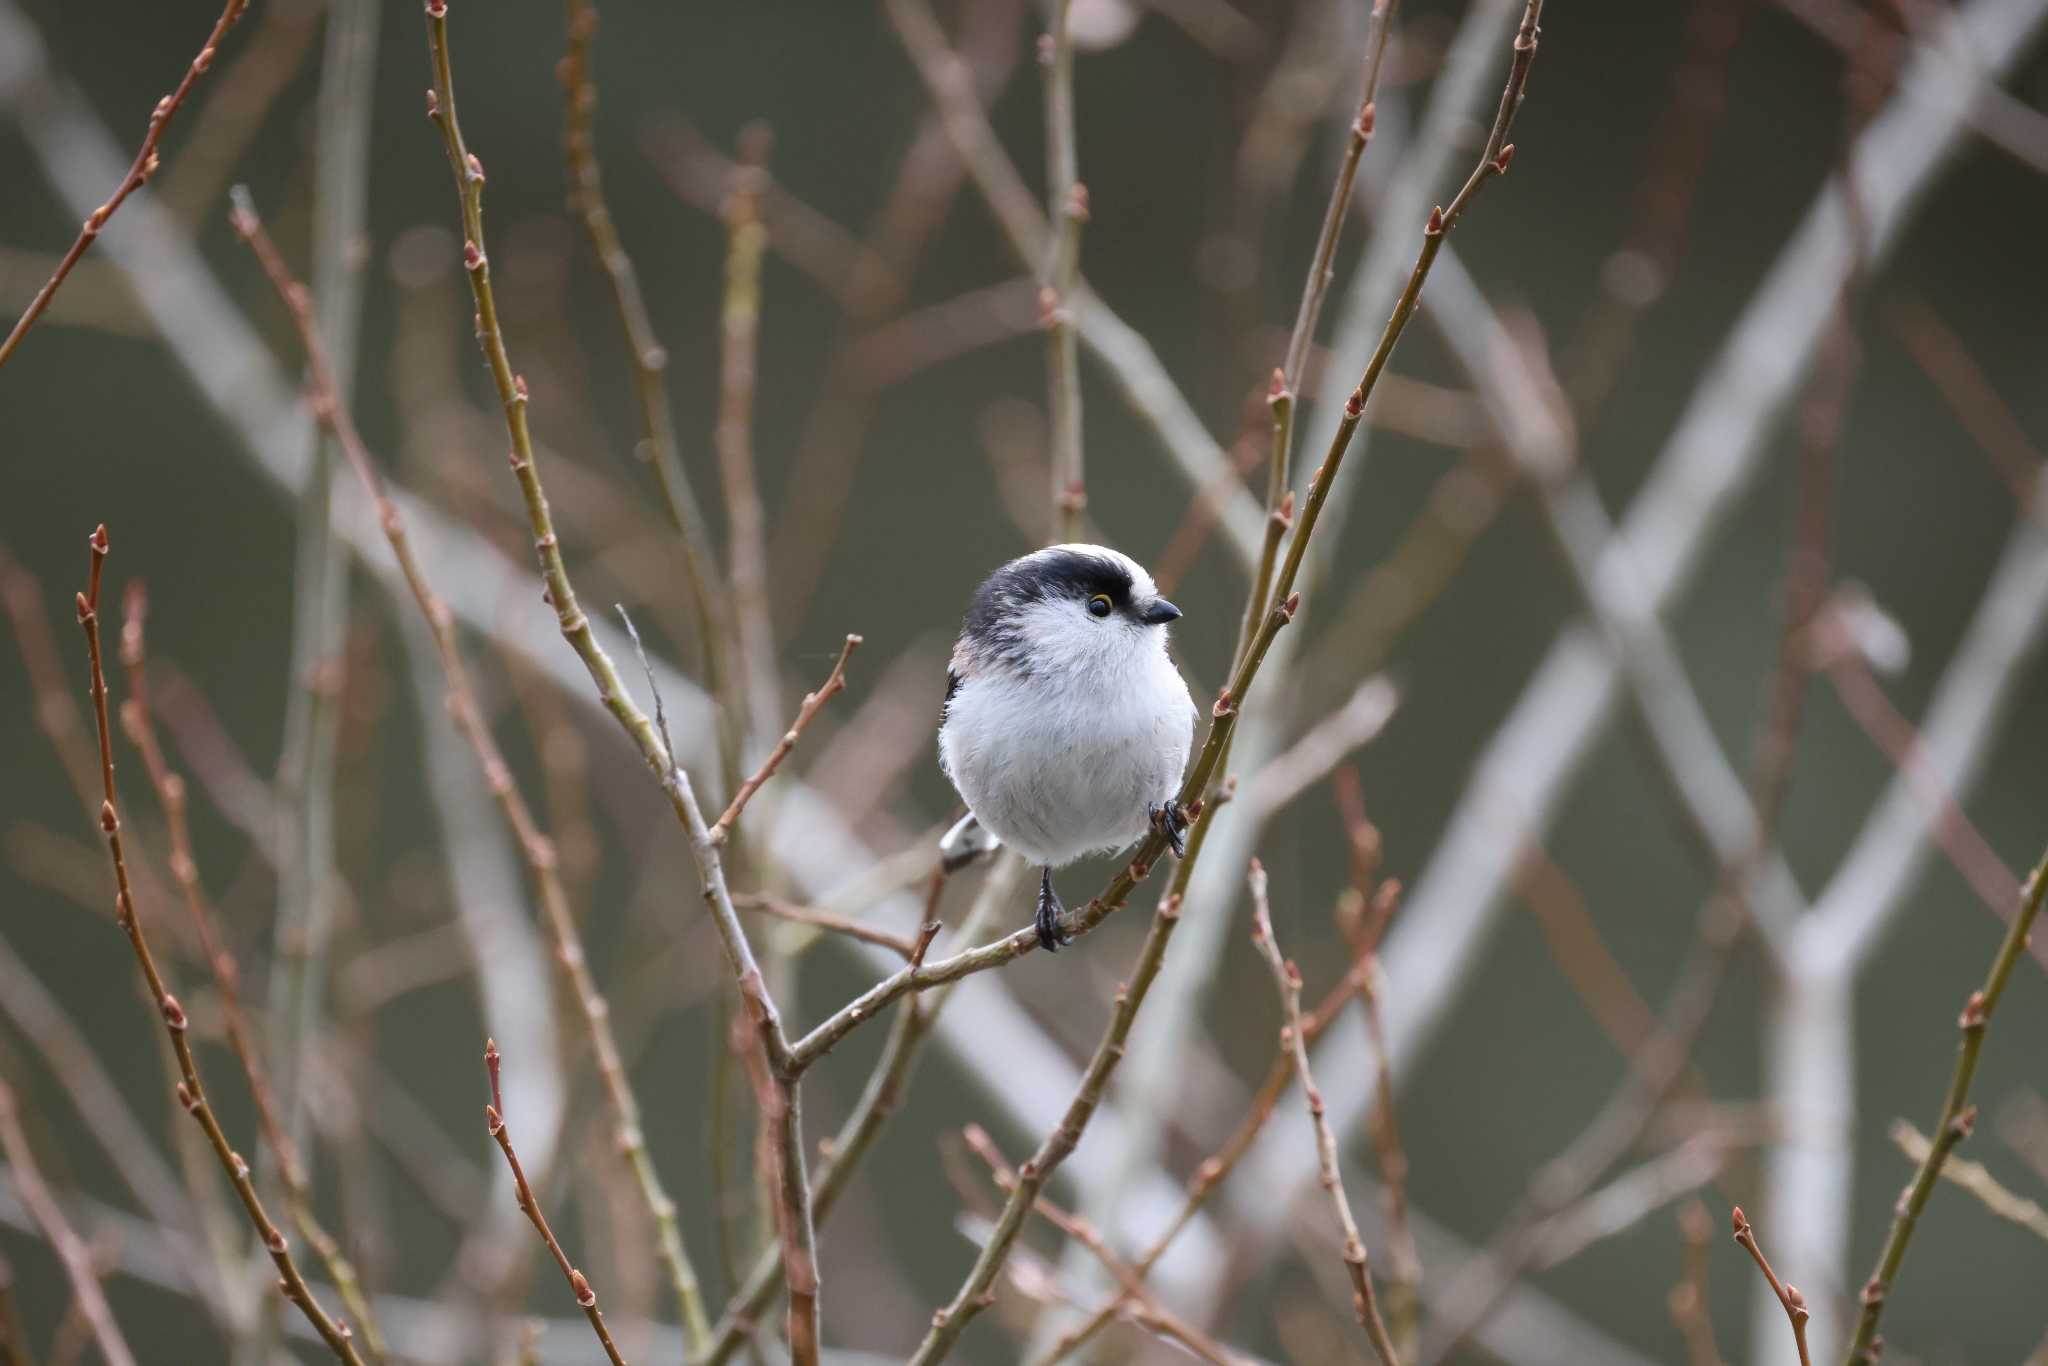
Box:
1035;868;1070;952
1151;800;1188;859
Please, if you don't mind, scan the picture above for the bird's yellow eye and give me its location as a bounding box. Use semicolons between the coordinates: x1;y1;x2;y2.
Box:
1087;594;1113;618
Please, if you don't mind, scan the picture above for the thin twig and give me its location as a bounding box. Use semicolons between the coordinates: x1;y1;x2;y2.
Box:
228;190;712;1354
0;0;248;371
1033;895;1381;1366
613;608;819;1366
484;1040;628;1366
733;893;921;960
695;862;1015;1366
795;0;1545;1091
115;584;388;1362
1890;1119;2048;1243
961;1126;1247;1366
1041;0;1087;540
712;634;862;843
1730;1206;1811;1366
73;527;364;1363
715;129;786;748
883;0;1264;569
0;1078;135;1366
1842;847;2048;1362
1813;605;2034;949
560;0;734;797
1249;862;1400;1364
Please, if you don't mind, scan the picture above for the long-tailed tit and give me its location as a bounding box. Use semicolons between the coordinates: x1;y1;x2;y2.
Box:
937;544;1196;951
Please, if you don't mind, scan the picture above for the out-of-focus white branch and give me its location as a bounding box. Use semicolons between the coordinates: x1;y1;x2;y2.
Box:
1241;674;1400;821
1802;471;2048;974
1748;468;2048;1364
1060;0;1530;1331
1422;250;1808;960
0;1153;1670;1366
0;0;1236;1290
1216;0;2048;1303
398;617;564;1355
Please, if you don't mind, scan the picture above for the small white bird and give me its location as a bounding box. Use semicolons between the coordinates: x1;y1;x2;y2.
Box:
938;544;1197;951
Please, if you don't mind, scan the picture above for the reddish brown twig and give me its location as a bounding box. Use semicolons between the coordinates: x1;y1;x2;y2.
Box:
0;0;249;371
1813;606;2035;955
1730;1206;1810;1366
485;1040;628;1366
1330;796;1421;1356
0;1077;134;1366
962;1126;1247;1366
558;0;732;781
712;634;863;842
228;191;713;1348
73;527;363;1364
114;583;388;1361
1034;909;1378;1366
1884;289;2045;505
734;892;921;961
1250;861;1400;1365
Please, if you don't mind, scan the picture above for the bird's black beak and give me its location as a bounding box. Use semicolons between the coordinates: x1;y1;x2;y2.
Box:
1141;598;1182;625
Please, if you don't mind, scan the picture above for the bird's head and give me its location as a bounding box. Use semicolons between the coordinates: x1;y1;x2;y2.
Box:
959;543;1181;681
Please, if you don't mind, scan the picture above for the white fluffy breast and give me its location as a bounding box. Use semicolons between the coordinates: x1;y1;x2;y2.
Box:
940;627;1195;867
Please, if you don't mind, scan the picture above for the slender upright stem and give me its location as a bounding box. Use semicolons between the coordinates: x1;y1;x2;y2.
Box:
1042;0;1086;540
0;0;248;371
795;0;1546;1084
559;0;738;790
229;193;714;1353
73;527;364;1365
1841;847;2048;1362
485;1041;629;1366
716;135;786;747
1248;862;1400;1365
695;862;1018;1366
419;7;820;1348
264;7;379;1357
118;587;388;1362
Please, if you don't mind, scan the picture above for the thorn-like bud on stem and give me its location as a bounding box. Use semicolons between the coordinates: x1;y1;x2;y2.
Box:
1345;388;1365;419
485;1103;504;1136
572;1269;596;1307
1949;1105;1978;1140
1065;183;1091;222
162;995;188;1030
1278;490;1296;525
76;592;93;623
425;0;447;17
465;152;485;183
99;800;117;832
1731;1205;1747;1235
1495;143;1517;174
462;240;483;272
425;88;440;120
1958;990;1986;1029
1425;205;1446;237
1267;367;1288;401
1357;101;1376;139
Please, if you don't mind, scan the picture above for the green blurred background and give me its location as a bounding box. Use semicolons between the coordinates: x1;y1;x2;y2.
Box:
3;0;2048;1361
